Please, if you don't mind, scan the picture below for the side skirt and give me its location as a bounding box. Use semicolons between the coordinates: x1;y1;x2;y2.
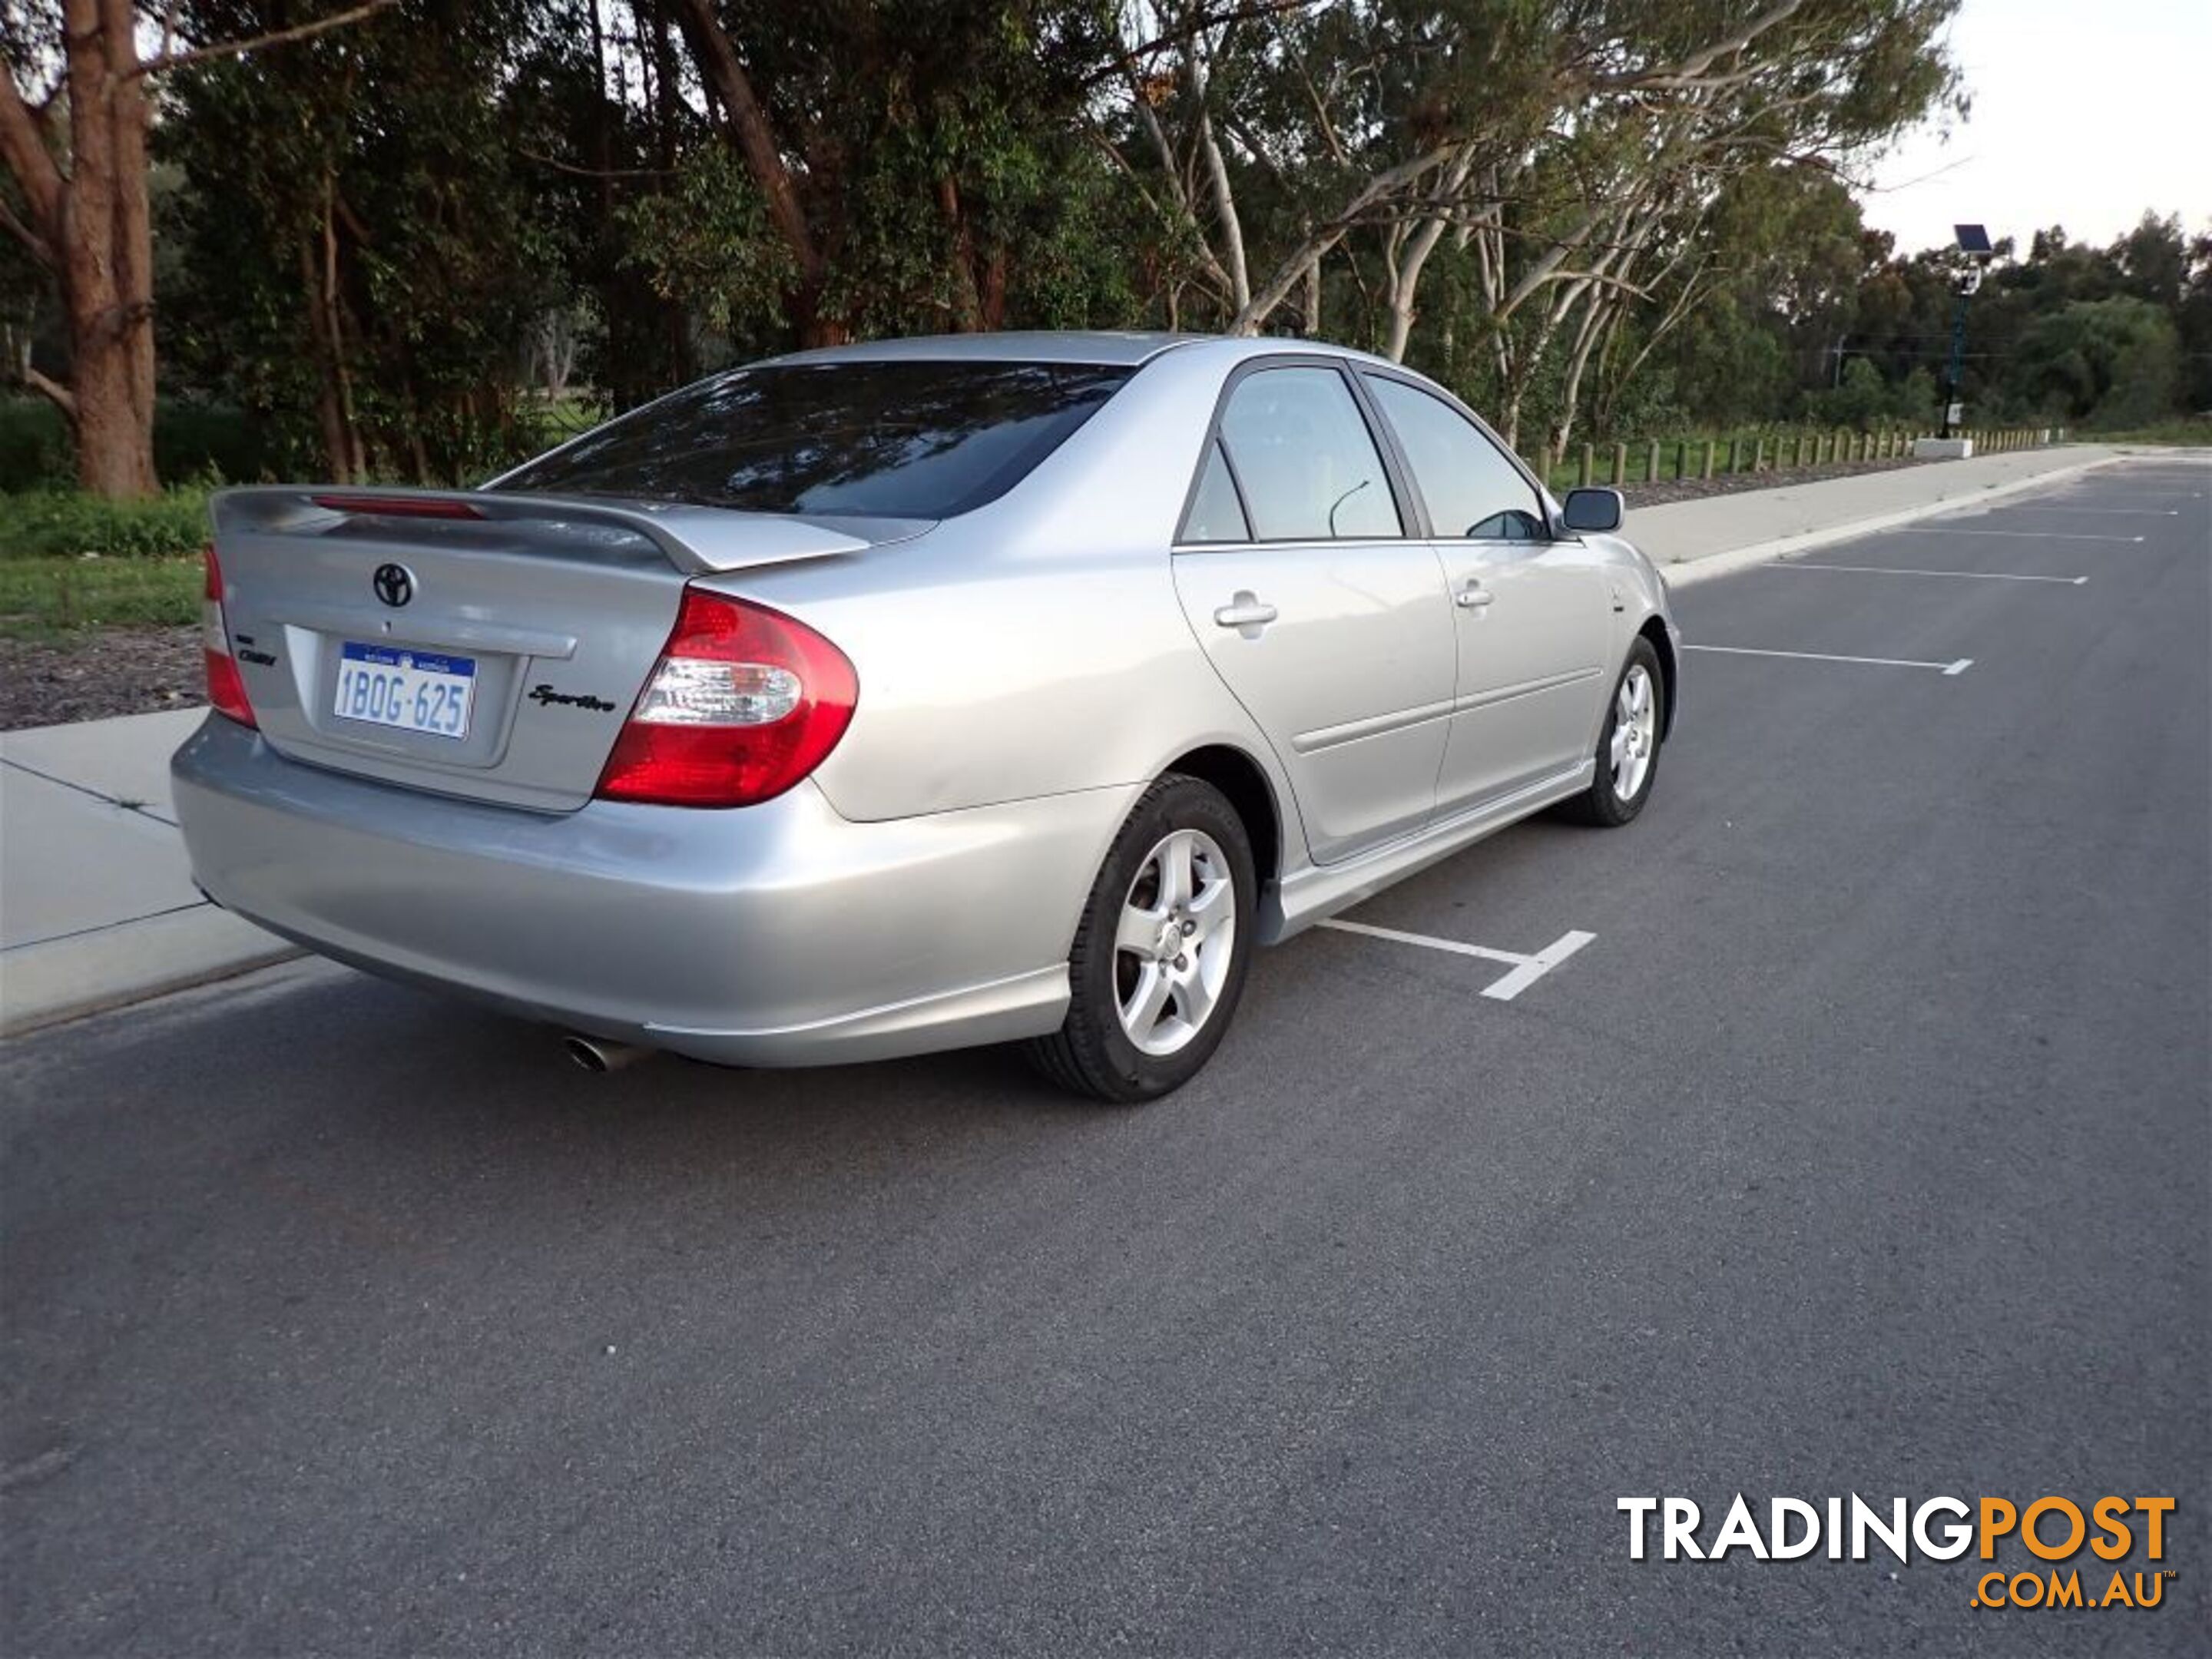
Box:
1259;760;1595;944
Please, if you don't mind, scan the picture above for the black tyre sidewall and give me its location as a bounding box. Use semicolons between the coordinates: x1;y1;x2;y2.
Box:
1063;777;1257;1101
1590;637;1664;826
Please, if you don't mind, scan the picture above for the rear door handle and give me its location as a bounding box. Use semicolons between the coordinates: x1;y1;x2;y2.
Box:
1213;592;1279;634
1456;582;1495;609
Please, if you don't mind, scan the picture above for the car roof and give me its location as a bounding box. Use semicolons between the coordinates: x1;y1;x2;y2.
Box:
761;330;1395;371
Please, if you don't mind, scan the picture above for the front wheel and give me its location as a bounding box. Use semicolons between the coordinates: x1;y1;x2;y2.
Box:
1024;774;1257;1103
1558;637;1664;826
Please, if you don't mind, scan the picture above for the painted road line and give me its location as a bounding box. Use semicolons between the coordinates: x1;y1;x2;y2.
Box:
1773;563;2088;586
1317;919;1596;1002
1685;644;1973;675
1902;528;2146;542
1994;506;2177;515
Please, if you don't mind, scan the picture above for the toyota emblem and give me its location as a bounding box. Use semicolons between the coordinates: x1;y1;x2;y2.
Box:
373;563;415;608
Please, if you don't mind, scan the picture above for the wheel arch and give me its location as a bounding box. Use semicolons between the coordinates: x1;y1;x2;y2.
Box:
1162;743;1284;886
1637;614;1677;740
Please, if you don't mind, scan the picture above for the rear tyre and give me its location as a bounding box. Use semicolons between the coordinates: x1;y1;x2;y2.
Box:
1558;636;1664;827
1024;774;1257;1104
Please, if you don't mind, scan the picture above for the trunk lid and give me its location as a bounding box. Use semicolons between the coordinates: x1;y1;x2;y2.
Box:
209;488;922;812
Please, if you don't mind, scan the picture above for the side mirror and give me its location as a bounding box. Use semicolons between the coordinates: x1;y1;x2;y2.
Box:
1561;487;1624;534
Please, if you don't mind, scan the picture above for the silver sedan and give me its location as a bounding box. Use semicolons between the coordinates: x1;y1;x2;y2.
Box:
174;333;1680;1101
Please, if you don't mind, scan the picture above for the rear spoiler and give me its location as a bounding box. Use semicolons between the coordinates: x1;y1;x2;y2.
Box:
208;486;930;576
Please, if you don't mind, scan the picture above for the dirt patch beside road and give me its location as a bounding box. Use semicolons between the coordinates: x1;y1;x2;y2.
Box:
1;626;204;731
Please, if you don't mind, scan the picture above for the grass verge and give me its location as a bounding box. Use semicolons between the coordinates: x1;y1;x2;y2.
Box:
0;485;211;641
0;485;214;560
0;555;202;640
2086;418;2212;446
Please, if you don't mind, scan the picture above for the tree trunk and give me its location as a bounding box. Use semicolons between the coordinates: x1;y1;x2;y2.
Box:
979;249;1007;332
1187;40;1249;318
4;0;397;495
1379;146;1477;363
795;309;853;349
939;174;986;332
1232;142;1464;336
1550;293;1617;465
106;0;156;444
55;0;159;496
672;0;847;345
300;189;366;482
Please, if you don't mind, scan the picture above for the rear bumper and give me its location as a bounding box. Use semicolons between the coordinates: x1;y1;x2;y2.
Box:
172;717;1136;1065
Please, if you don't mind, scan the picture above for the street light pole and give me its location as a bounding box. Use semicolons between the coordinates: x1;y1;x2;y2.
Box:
1940;286;1969;439
1940;223;1994;442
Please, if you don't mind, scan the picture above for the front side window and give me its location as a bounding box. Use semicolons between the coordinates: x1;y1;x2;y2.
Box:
1363;374;1545;541
494;359;1132;518
1469;508;1547;541
1217;367;1402;541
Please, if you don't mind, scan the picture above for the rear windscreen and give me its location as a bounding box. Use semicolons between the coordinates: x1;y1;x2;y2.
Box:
493;359;1133;518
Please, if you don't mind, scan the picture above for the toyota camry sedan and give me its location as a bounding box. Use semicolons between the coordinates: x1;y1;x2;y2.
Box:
174;333;1679;1101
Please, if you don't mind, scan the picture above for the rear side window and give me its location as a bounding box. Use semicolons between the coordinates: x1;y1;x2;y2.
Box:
1218;366;1402;540
1363;374;1544;540
1181;442;1250;542
494;360;1132;518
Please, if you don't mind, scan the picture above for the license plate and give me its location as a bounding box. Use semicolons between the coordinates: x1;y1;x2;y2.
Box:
333;641;476;740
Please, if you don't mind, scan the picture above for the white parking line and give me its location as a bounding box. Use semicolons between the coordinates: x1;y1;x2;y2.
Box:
1998;506;2177;515
1317;919;1596;1001
1904;528;2145;542
1685;644;1973;675
1774;562;2087;586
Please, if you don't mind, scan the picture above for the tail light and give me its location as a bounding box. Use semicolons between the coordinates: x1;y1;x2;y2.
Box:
594;589;857;807
201;543;257;728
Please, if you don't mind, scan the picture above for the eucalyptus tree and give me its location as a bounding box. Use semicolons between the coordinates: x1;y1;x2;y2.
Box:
0;0;395;495
163;0;554;482
657;0;1141;348
1099;0;1959;460
500;0;710;410
1092;1;1560;339
1456;0;1962;455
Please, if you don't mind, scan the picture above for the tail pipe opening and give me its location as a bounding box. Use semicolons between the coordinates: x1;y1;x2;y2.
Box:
564;1034;657;1075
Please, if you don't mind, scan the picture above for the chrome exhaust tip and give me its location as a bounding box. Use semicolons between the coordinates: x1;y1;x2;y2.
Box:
564;1034;654;1074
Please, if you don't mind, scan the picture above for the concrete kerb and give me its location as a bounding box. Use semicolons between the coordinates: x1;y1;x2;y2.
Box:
2;707;308;1038
1659;453;2124;589
1;908;303;1039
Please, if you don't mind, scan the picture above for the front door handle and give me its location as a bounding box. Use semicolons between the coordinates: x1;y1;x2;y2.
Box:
1214;591;1279;635
1456;582;1495;609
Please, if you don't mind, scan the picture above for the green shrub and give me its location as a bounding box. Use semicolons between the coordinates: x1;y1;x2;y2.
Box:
154;403;270;485
0;486;214;560
0;400;71;490
2085;414;2212;445
0;398;270;492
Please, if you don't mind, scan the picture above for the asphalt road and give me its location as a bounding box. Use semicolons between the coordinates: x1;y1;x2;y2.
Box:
5;457;2207;1657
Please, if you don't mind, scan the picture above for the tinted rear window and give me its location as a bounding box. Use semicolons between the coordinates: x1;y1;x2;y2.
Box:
494;359;1132;518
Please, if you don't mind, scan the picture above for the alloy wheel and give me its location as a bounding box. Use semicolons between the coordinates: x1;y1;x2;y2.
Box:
1112;827;1237;1057
1609;664;1657;802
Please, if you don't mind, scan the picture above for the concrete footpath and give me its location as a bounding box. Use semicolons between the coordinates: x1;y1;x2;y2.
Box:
1633;441;2115;583
0;442;2123;1038
1;710;300;1035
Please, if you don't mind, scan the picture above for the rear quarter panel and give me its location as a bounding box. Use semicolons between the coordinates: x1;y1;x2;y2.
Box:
717;345;1303;836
